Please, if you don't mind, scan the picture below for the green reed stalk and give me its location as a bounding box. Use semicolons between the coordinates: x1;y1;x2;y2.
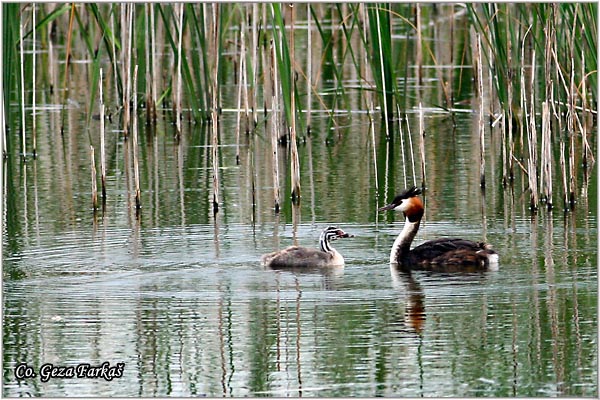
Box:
365;3;396;133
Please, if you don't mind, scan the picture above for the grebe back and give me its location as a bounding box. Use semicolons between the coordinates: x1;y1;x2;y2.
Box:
379;187;499;271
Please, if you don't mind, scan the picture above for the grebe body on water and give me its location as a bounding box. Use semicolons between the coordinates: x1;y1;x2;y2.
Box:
262;226;353;269
379;187;499;271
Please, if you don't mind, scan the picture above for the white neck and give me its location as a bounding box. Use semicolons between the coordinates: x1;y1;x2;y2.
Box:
390;217;420;264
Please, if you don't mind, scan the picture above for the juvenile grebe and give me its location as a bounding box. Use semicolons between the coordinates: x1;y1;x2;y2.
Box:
379;187;499;271
262;226;353;269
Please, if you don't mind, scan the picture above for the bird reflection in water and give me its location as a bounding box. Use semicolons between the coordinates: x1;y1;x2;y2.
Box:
390;266;427;335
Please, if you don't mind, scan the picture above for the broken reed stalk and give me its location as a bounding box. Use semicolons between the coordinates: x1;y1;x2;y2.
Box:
289;4;301;204
175;3;183;136
20;13;26;159
270;40;281;213
476;34;485;188
90;146;98;211
132;65;141;210
99;68;106;204
418;103;426;188
32;4;36;158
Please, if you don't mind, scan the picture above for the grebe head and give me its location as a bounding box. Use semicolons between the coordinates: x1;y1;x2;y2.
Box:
322;226;354;241
378;186;424;222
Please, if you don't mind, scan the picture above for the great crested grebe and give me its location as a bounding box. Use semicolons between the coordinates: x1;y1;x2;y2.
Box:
379;186;499;271
262;226;353;269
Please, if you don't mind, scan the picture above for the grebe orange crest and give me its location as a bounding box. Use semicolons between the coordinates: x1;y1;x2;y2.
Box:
379;187;499;272
261;226;354;269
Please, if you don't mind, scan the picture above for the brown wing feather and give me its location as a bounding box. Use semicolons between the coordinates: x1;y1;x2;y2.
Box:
406;238;495;271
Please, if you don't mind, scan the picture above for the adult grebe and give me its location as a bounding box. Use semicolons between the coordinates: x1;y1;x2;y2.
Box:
379;186;499;271
262;226;353;269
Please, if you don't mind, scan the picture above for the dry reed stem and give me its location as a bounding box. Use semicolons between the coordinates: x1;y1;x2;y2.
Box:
32;4;36;158
405;115;417;187
416;4;422;85
289;4;301;204
540;101;552;209
270;40;281;213
110;5;119;107
418;103;426;188
60;4;76;135
99;69;106;204
211;3;220;214
235;23;245;164
175;3;184;136
476;34;485;188
375;4;390;137
132;65;141;210
559;141;568;211
306;4;312;133
20;14;26;159
90;146;98;211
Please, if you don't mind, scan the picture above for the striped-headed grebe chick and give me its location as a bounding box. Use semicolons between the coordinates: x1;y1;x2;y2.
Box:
262;226;354;269
379;187;499;272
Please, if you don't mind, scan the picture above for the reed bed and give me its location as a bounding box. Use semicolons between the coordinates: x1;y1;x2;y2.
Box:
2;3;596;214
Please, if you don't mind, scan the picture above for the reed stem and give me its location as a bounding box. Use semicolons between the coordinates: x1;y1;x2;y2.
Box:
99;68;106;205
211;3;220;214
90;146;98;211
289;4;301;204
132;65;141;210
175;3;184;136
418;103;426;188
270;40;281;213
32;4;37;158
20;12;26;159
